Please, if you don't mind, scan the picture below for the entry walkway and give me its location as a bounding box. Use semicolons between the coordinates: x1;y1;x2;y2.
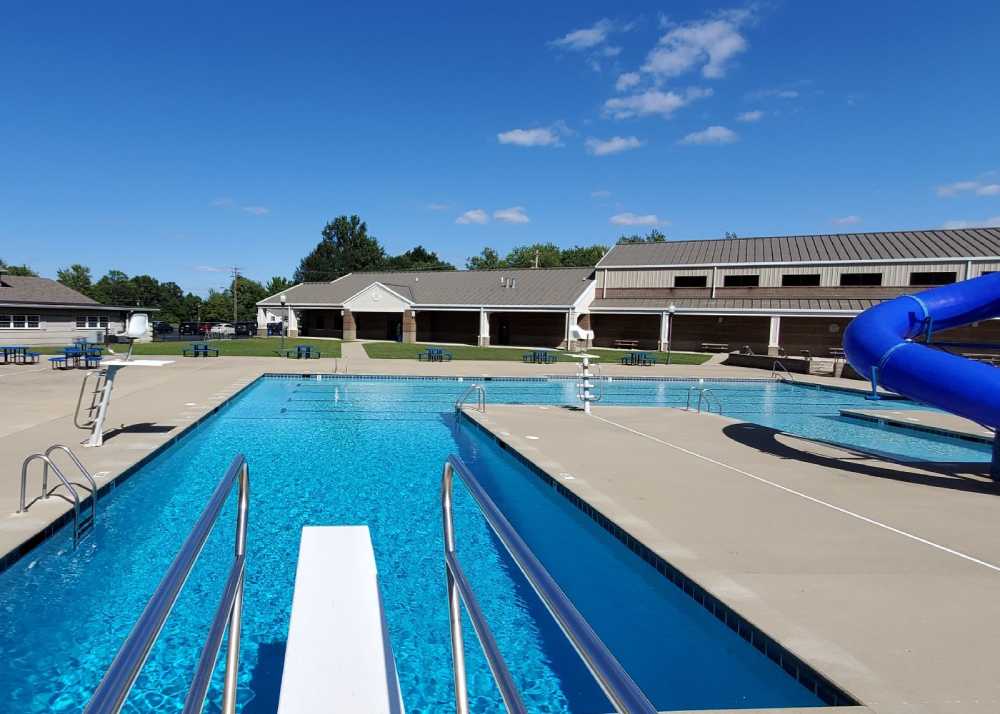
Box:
462;405;1000;714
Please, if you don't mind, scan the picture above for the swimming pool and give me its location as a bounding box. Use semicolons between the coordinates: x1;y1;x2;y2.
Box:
0;376;971;712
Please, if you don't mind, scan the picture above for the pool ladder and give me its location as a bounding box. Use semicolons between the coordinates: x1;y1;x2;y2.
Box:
685;386;723;415
75;369;109;429
770;360;795;381
455;383;486;413
441;454;657;714
18;444;98;547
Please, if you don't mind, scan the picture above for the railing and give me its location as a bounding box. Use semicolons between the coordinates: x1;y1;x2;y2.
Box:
455;383;486;413
685;386;722;414
85;454;250;714
19;452;95;547
75;370;106;429
770;360;795;381
441;455;656;714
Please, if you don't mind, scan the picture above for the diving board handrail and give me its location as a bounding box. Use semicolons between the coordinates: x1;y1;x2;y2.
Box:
84;454;250;714
455;383;486;413
441;455;656;714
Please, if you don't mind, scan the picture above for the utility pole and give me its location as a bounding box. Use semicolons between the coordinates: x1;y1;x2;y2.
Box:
533;249;539;269
231;266;241;323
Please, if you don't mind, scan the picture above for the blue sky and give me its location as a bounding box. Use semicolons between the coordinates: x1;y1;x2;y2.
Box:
2;1;998;294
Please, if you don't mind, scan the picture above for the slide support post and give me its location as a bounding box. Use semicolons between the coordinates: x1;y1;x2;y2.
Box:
992;438;1000;482
866;366;881;401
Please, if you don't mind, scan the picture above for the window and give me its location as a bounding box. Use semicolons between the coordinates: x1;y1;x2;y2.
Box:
76;315;109;329
909;271;957;286
723;274;760;287
674;275;707;288
781;273;821;287
839;272;882;286
0;314;40;329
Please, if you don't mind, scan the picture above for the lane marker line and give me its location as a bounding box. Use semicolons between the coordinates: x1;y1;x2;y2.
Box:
591;413;1000;574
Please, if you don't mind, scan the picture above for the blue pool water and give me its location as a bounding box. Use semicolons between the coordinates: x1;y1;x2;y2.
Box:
0;377;982;712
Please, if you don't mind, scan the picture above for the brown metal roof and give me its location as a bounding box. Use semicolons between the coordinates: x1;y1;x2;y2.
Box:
589;298;879;312
597;227;1000;267
0;275;101;307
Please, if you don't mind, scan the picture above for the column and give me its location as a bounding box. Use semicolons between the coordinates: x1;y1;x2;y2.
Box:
288;308;300;338
402;309;417;343
767;315;781;356
659;312;670;351
560;311;572;349
578;313;592;350
256;307;267;333
342;309;356;341
478;309;490;346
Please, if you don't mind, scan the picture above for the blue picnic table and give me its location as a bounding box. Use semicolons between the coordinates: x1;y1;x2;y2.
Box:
417;347;452;362
183;342;220;357
278;344;321;359
1;345;40;365
620;351;656;366
522;350;556;364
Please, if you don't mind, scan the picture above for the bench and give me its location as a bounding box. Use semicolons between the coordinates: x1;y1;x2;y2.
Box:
700;342;730;352
48;356;68;369
620;351;656;366
23;351;40;364
417;347;452;362
183;343;220;357
613;339;640;349
522;350;556;364
279;345;321;359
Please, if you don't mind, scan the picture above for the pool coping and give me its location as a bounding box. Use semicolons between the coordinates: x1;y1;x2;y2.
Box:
458;409;861;709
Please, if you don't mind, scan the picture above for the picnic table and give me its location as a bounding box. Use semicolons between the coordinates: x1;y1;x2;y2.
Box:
278;344;320;359
183;342;220;357
522;350;556;364
620;351;656;366
1;345;30;364
700;342;730;352
613;339;640;349
417;347;452;362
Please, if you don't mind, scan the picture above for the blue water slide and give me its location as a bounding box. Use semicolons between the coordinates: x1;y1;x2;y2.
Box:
842;272;1000;431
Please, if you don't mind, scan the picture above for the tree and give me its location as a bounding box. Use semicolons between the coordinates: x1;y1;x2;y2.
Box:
466;247;504;270
617;229;667;245
91;270;138;305
0;259;37;276
294;215;386;282
504;243;563;269
265;276;294;296
386;245;455;271
57;264;93;295
560;244;608;267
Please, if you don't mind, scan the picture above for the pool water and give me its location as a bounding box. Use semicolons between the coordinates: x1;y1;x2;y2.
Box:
0;377;978;712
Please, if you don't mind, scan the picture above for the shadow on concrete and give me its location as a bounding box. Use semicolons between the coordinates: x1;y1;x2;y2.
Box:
102;423;176;442
721;421;1000;495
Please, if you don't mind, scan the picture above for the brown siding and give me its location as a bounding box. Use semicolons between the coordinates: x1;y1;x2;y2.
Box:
779;317;852;356
590;314;660;350
415;310;478;344
603;286;911;300
671;315;770;353
929;320;1000;349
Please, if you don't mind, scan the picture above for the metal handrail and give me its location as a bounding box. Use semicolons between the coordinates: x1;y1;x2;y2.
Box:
19;454;86;546
74;370;105;429
770;360;794;381
44;444;99;521
85;454;250;714
684;386;723;414
442;455;656;714
455;383;486;413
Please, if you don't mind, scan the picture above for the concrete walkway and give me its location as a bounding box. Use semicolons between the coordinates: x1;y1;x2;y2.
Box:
841;408;994;442
462;405;1000;714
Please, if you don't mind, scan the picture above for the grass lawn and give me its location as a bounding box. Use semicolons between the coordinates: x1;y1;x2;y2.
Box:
32;337;342;358
362;341;710;365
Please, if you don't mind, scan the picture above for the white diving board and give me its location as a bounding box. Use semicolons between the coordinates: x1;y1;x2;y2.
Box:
277;526;405;714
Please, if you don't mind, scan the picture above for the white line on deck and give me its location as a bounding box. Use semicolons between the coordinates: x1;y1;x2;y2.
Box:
591;413;1000;574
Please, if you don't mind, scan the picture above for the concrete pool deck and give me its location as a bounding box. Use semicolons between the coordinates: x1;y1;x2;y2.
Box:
461;405;999;714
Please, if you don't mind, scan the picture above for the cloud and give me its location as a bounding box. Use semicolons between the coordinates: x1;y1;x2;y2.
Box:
615;72;641;91
737;109;764;122
427;202;450;211
942;217;1000;229
493;206;530;224
194;265;227;273
242;205;270;215
832;215;862;226
211;197;269;215
602;45;622;57
210;197;234;208
604;87;712;119
497;121;570;147
610;212;661;226
643;8;753;80
550;19;615;51
585;136;643;156
936;179;1000;197
456;209;489;225
680;125;738;145
750;88;800;100
591;190;612;198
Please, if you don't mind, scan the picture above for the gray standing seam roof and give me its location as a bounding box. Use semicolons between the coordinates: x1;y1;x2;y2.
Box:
0;275;101;306
597;227;1000;267
258;267;595;308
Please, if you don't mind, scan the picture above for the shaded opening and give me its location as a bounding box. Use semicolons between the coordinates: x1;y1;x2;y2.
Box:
299;309;343;338
590;313;660;350
671;314;770;353
355;311;403;341
488;312;566;348
415;310;479;345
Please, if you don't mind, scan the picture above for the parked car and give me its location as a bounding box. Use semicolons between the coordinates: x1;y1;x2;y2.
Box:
234;321;258;337
212;323;236;337
267;321;284;336
179;321;199;336
152;321;174;334
198;322;215;336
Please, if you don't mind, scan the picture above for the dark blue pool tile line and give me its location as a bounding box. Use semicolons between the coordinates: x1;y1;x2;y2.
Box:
265;372;775;384
0;376;265;575
459;413;858;708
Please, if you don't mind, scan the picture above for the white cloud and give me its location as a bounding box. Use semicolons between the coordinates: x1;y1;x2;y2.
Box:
602;45;622;57
750;88;800;100
456;209;489;225
643;8;753;80
832;215;862;226
610;212;661;226
550;19;615;51
591;190;612;198
604;87;712;119
942;217;1000;229
427;202;450;211
585;136;643;156
615;72;641;92
680;125;738;145
936;179;1000;197
194;265;227;273
737;110;764;122
497;121;570;147
493;206;530;224
979;184;1000;196
242;205;270;216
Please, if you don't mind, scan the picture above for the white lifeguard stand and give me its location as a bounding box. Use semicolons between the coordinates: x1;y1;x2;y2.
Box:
76;313;174;447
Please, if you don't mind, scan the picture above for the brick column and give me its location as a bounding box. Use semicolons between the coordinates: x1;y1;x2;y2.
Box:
342;309;356;341
402;309;417;343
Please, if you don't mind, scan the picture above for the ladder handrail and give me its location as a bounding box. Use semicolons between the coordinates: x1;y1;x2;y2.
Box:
19;454;84;545
44;444;98;511
74;370;105;429
85;454;250;714
685;386;723;414
771;360;795;381
455;383;486;413
441;455;656;714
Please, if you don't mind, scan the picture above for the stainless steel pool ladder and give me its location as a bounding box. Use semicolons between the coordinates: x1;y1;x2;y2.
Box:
18;445;98;546
685;386;723;414
85;454;250;714
441;455;657;714
455;383;486;413
770;360;795;381
75;369;108;429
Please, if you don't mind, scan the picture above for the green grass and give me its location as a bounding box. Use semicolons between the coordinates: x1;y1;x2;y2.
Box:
362;341;710;365
32;337;342;358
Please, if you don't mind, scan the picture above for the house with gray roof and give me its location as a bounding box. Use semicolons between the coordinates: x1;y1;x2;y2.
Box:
256;267;595;348
0;273;141;346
